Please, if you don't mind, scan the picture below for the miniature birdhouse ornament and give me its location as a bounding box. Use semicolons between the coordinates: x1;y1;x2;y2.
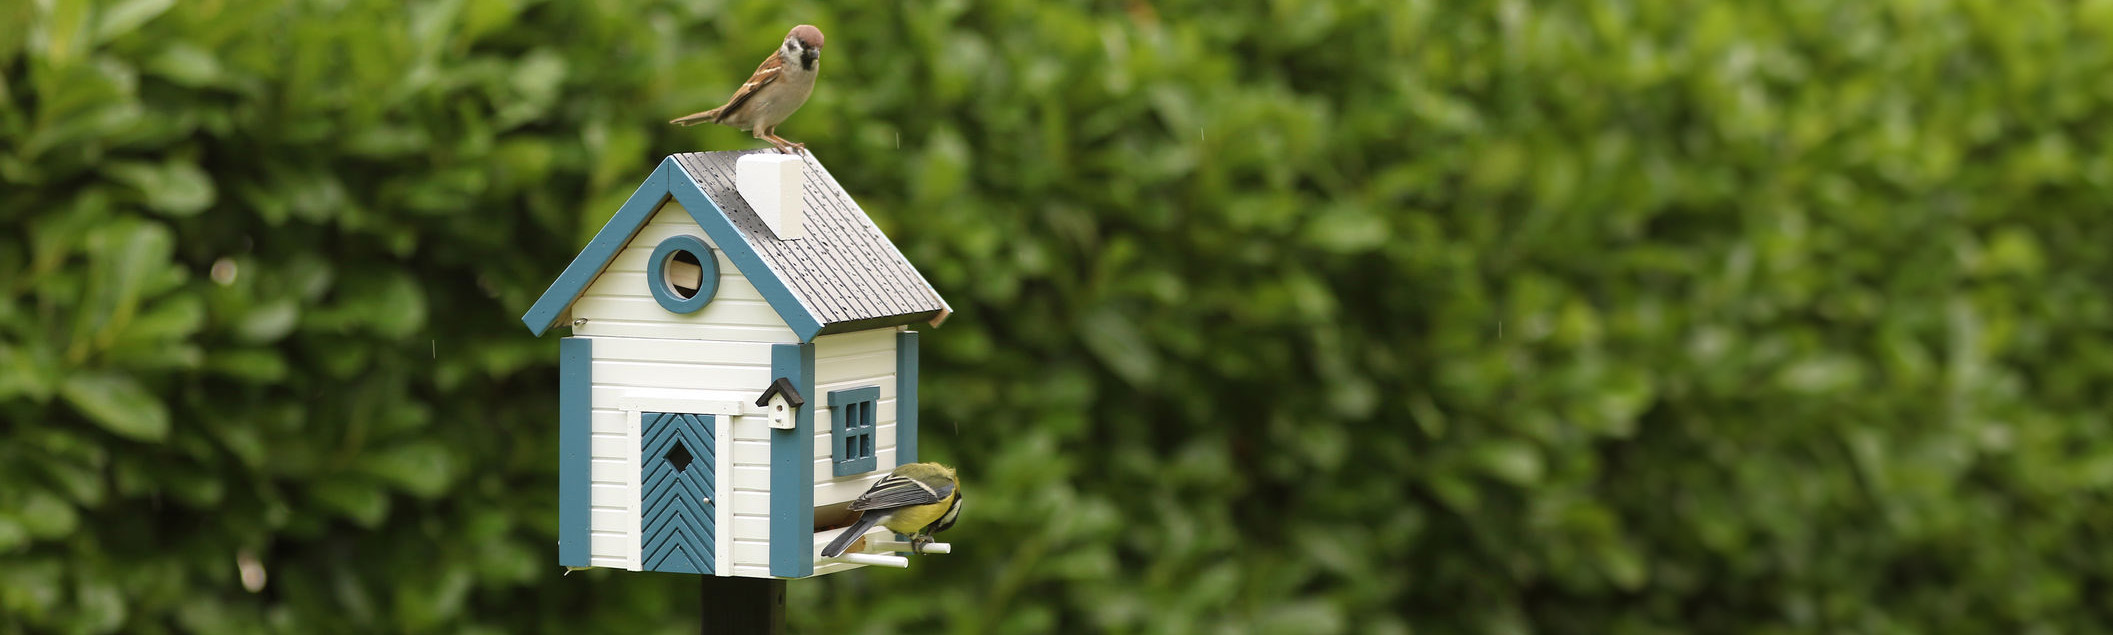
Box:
756;377;804;430
522;150;952;579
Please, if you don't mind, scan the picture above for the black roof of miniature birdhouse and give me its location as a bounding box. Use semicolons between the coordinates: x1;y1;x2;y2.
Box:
521;150;952;341
753;377;807;408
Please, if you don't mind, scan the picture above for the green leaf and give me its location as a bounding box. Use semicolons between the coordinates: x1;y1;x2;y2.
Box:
358;442;456;499
120;293;204;342
94;0;176;43
0;343;62;400
1471;440;1544;486
1300;204;1389;254
1776;354;1866;394
311;479;390;528
145;43;229;88
0;1;28;70
1079;309;1157;386
103;160;216;216
59;373;170;442
18;490;79;539
0;517;28;552
72;219;178;359
313;272;428;339
36;0;93;65
70;578;126;634
206;349;289;382
1593;540;1648;591
235;300;301;343
39;458;106;506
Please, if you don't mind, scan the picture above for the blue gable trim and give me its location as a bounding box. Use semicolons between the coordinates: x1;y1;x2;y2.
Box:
519;157;826;341
664;159;824;341
521;164;670;336
769;342;816;578
896;331;919;465
558;337;592;567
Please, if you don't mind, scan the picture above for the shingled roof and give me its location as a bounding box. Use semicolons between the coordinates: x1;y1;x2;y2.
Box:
520;150;950;341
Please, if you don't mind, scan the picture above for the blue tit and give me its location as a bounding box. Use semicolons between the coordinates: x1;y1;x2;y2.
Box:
820;462;962;557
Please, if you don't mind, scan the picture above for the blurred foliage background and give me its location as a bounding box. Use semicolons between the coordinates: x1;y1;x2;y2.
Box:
5;0;2113;632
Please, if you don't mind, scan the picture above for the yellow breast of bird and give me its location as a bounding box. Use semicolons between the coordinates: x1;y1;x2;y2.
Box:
879;491;956;534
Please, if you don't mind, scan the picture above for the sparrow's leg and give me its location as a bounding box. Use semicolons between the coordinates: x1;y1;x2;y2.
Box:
910;533;932;555
753;127;793;154
760;126;805;155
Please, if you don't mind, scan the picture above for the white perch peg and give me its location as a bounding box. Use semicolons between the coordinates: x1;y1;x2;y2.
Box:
736;153;807;240
866;541;951;554
836;553;909;568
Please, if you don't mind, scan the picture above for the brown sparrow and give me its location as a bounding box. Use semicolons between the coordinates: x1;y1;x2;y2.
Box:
670;25;825;154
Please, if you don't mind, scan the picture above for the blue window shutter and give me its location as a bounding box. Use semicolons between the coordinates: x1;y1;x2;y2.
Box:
558;337;592;567
896;331;918;464
828;386;881;476
769;343;815;578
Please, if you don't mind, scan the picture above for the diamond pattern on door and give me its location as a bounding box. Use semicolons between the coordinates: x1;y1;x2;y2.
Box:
641;412;715;574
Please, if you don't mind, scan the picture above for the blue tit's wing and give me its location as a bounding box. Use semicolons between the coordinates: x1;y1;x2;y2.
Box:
847;472;955;511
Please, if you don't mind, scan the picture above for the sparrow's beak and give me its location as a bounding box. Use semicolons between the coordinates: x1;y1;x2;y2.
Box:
802;48;821;67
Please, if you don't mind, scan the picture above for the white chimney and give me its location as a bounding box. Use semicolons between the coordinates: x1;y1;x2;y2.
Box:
735;154;807;240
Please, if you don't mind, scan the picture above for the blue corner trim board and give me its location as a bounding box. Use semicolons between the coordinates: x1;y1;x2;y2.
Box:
897;331;919;465
769;342;816;578
558;337;592;567
646;234;720;314
519;157;826;341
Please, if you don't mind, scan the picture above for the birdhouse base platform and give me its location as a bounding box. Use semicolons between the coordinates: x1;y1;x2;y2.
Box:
815;530;952;569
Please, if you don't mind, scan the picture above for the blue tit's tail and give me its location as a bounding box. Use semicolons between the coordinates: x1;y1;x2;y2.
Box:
820;513;884;558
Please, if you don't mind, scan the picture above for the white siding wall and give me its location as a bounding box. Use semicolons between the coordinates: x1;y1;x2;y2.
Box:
726;403;778;575
729;328;904;578
584;336;776;573
571;201;798;342
812;329;901;503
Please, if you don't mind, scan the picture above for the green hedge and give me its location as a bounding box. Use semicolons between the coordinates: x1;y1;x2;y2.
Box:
5;0;2113;632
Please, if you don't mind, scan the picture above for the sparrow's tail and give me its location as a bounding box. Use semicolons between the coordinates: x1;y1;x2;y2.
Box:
819;513;884;558
669;108;722;126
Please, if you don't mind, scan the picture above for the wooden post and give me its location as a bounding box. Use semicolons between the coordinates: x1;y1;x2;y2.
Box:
702;576;785;634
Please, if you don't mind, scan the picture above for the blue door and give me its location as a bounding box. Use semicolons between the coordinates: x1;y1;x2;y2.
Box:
642;412;715;574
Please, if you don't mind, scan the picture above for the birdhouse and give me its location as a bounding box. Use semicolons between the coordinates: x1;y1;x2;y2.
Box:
521;150;951;579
